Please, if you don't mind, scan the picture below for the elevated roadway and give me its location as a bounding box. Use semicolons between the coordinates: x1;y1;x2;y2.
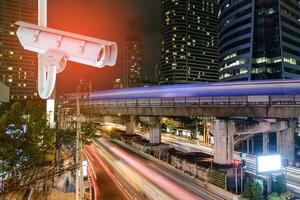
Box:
62;80;300;118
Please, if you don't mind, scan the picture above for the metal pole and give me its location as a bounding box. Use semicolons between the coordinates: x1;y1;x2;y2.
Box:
267;174;272;194
76;93;83;200
241;167;243;194
235;167;238;194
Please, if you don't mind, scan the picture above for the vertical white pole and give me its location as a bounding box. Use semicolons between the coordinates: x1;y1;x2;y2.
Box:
38;0;47;26
38;0;47;98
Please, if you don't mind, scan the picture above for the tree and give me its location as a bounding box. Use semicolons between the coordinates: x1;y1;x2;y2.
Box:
161;117;182;132
267;193;282;200
243;178;264;200
273;174;287;194
0;101;54;172
268;192;294;200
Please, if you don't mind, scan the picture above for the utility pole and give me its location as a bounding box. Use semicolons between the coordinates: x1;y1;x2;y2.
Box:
76;93;84;200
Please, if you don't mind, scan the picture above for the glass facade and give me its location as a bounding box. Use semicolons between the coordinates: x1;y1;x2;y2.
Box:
160;0;219;84
0;0;38;100
219;0;300;81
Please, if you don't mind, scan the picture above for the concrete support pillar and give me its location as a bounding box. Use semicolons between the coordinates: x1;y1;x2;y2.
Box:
277;119;295;164
149;116;161;145
126;115;135;135
212;120;235;165
263;132;269;153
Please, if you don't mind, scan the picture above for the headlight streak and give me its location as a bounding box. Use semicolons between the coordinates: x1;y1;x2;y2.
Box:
96;138;204;200
90;141;173;200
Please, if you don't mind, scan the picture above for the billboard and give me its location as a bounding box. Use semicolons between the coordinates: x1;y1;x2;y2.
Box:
257;154;282;173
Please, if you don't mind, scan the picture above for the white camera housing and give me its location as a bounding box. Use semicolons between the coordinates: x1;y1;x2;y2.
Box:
15;21;118;99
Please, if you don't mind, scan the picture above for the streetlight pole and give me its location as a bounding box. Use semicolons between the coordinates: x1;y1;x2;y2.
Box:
76;93;83;200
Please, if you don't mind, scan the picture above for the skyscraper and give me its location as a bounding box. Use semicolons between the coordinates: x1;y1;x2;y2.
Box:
124;38;143;88
160;0;219;84
0;0;38;100
219;0;300;81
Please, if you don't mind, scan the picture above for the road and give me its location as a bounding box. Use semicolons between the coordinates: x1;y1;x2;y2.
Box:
85;137;224;200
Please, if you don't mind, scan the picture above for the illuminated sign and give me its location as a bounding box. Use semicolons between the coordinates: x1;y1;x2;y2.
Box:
82;160;88;177
46;99;55;128
257;154;281;173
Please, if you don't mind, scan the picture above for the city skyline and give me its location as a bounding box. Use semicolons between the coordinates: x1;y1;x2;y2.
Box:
1;0;300;199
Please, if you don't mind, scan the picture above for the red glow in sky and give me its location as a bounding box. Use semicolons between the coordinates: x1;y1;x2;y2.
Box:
48;0;136;94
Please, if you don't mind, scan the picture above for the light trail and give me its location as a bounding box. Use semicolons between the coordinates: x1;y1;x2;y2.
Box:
97;138;204;200
90;141;175;200
88;79;300;100
86;146;134;200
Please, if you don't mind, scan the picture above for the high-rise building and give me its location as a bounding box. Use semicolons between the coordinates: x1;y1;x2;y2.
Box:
112;78;123;89
160;0;219;84
124;38;143;88
0;0;38;100
219;0;300;81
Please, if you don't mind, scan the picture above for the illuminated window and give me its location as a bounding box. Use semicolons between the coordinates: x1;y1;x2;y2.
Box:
240;68;248;74
9;31;15;35
224;59;248;69
223;52;237;61
284;57;297;65
9;51;14;55
8;79;12;82
7;67;13;70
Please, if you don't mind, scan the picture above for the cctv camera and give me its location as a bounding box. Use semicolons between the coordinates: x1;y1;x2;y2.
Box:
15;21;118;99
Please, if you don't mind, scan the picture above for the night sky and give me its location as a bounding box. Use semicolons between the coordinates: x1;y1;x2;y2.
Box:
48;0;161;94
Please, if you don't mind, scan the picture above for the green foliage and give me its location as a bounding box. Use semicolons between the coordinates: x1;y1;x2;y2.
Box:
268;192;294;200
0;101;54;171
243;178;264;200
268;193;282;200
273;174;287;194
280;191;294;200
